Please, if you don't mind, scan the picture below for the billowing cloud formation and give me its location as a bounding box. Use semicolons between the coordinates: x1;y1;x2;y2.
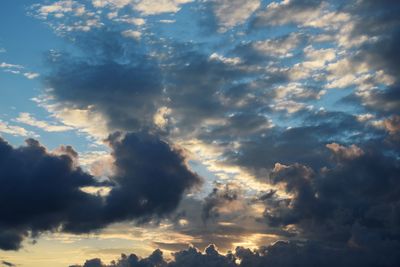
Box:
0;133;200;250
45;36;163;132
264;148;400;244
104;132;201;222
73;239;400;267
0;137;99;250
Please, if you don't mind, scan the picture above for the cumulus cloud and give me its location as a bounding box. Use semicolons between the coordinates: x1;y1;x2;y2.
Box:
0;132;200;250
211;0;260;30
73;238;400;267
0;137;100;250
121;29;142;40
103;132;201;222
262;146;400;247
91;0;192;15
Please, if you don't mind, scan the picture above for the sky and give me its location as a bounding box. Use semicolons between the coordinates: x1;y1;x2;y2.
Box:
0;0;399;266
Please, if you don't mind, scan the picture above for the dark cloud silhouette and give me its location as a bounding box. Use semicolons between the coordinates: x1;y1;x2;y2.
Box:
0;133;200;250
73;238;400;267
104;132;201;223
261;145;400;251
0;137;101;250
74;249;167;267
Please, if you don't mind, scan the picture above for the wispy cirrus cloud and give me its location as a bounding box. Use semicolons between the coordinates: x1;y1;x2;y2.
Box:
16;112;73;132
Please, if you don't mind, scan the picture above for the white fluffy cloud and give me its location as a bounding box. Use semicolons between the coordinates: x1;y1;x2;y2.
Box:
213;0;260;30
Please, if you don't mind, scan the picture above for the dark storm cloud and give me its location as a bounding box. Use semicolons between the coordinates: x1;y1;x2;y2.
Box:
74;238;400;267
73;249;167;267
0;133;200;250
262;146;400;249
0;137;102;250
104;132;201;222
73;245;235;267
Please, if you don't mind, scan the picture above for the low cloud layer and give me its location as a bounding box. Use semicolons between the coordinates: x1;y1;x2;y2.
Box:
72;239;400;267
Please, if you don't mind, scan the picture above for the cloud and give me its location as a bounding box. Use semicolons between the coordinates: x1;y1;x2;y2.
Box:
322;0;400;114
211;0;260;31
91;0;132;9
224;110;364;173
251;0;325;28
201;184;240;222
30;1;102;34
72;238;400;267
0;132;200;250
326;143;364;160
135;0;192;15
232;33;307;65
44;33;163;132
32;100;109;140
16;112;73;132
0;137;100;250
1;62;41;80
23;72;40;79
262;145;400;248
103;132;201;222
0;120;36;137
0;62;23;69
34;0;87;18
121;29;142;40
